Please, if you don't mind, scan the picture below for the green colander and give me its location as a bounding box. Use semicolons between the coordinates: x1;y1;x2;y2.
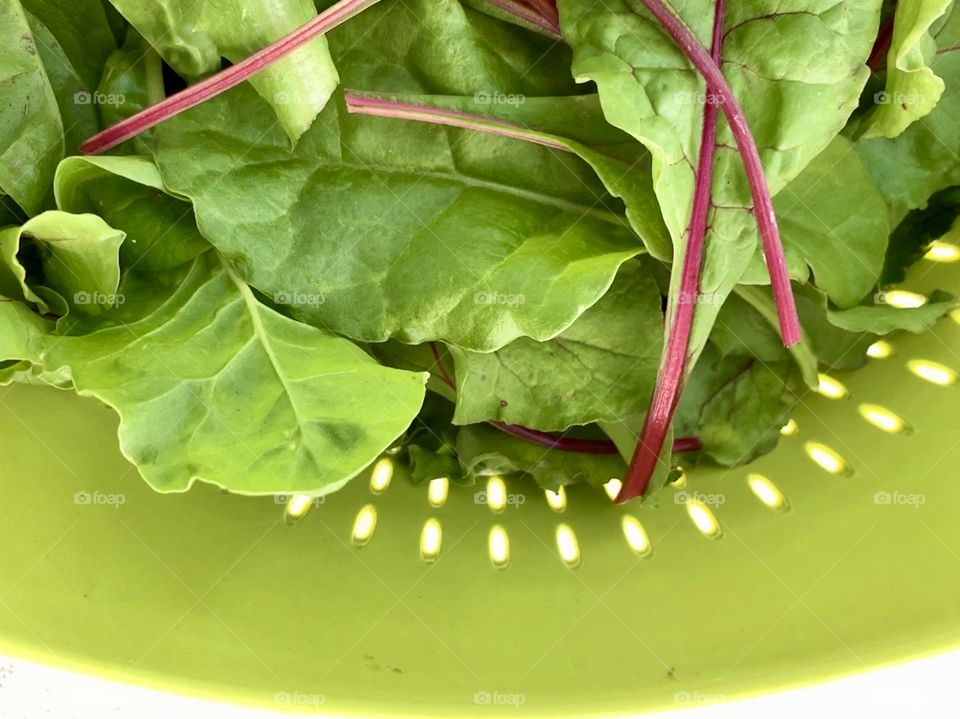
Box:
2;254;960;717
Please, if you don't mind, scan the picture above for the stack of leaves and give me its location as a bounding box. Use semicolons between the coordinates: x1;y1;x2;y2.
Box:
0;0;956;501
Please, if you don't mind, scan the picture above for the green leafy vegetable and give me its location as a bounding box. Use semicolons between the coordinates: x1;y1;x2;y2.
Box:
862;0;954;138
43;255;428;494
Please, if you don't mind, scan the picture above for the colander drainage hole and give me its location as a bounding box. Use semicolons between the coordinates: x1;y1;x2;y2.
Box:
816;373;849;400
603;478;622;501
420;518;442;562
369;458;394;494
485;476;507;513
804;442;853;477
686;500;722;539
488;525;510;569
780;418;799;436
427;477;449;508
621;516;652;557
555;524;581;567
545;487;567;512
352;504;378;546
867;340;893;359
747;474;788;511
908;359;957;387
858;404;912;435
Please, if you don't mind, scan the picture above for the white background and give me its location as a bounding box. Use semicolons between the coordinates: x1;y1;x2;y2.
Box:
2;648;960;718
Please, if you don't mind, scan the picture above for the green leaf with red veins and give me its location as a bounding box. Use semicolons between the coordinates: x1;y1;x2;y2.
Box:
557;0;882;365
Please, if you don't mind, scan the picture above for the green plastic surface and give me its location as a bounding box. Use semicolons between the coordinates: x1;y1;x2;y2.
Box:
2;259;960;717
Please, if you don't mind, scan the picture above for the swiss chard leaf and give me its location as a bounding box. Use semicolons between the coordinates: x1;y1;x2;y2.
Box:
829;289;955;334
42;254;428;494
449;261;662;430
54;155;210;271
557;0;881;362
767;137;890;309
856;5;960;221
106;0;340;143
0;211;124;316
0;1;64;215
154;88;641;351
861;0;954;138
674;347;800;467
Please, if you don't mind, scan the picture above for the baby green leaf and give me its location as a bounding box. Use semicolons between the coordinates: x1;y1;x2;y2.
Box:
44;254;427;494
862;0;954;138
54;155;210;271
449;262;663;430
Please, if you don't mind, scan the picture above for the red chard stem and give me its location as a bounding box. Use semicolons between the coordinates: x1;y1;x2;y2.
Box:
638;0;801;348
80;0;383;155
617;0;726;503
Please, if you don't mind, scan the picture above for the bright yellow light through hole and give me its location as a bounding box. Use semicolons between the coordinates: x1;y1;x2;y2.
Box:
621;516;652;556
555;524;581;567
817;373;849;399
908;359;958;386
419;518;442;561
882;290;927;309
603;478;622;502
351;504;378;546
486;476;507;513
867;340;893;359
686;500;721;538
488;525;509;569
925;241;960;263
805;442;851;476
427;477;449;508
545;486;567;512
858;404;909;434
747;474;787;510
369;458;393;494
780;418;799;436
